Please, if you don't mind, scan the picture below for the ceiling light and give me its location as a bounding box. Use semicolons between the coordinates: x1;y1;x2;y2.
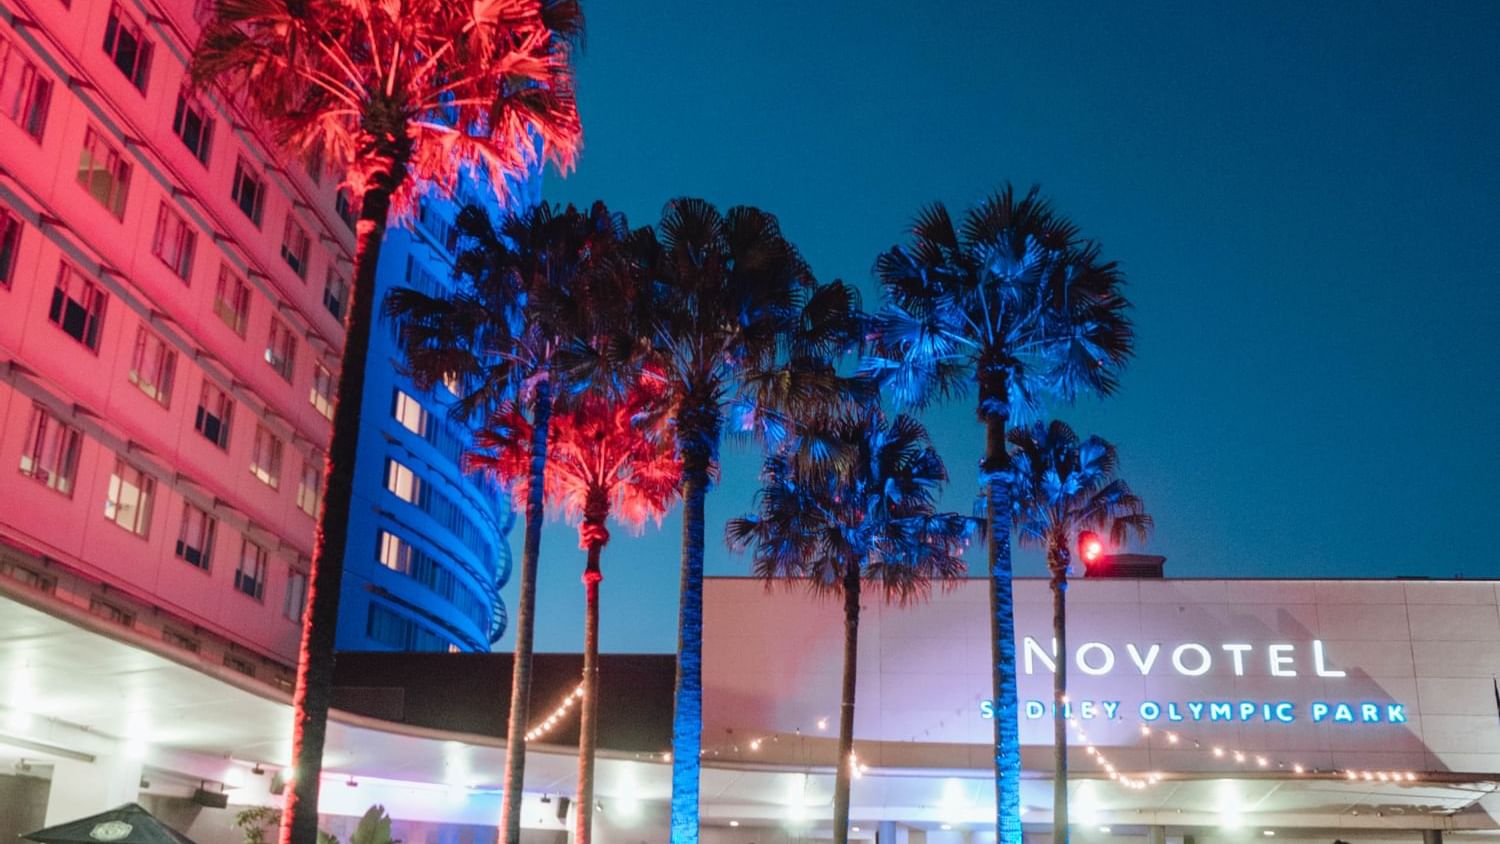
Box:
1099;827;1112;834
1263;832;1276;837
729;821;739;828
940;824;952;831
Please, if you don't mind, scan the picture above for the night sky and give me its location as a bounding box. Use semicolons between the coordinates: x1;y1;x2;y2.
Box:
507;1;1500;654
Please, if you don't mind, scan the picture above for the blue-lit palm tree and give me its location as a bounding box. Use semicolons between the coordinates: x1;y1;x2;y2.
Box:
862;186;1134;844
728;411;973;844
386;201;636;844
1002;421;1151;844
642;198;865;843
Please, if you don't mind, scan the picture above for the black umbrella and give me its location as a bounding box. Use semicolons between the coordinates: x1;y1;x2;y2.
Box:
23;803;199;844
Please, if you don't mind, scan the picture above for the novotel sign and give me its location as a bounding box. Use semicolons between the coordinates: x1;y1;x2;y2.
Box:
977;638;1409;726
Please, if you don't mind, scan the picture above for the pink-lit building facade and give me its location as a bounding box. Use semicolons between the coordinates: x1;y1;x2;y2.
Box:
0;0;354;679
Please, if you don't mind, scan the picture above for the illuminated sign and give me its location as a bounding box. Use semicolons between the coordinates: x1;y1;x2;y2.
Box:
1019;637;1347;678
977;638;1408;726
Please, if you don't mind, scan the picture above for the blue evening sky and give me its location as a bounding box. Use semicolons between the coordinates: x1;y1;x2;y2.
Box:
508;1;1500;653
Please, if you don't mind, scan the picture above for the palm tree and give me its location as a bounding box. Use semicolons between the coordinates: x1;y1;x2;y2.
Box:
862;186;1134;844
642;198;865;844
468;375;678;844
727;411;973;844
386;201;631;844
1002;421;1151;844
191;2;581;840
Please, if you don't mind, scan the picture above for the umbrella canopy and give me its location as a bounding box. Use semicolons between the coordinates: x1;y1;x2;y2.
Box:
24;804;198;844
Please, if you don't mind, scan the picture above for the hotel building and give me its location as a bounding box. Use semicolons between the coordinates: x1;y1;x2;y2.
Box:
0;0;515;824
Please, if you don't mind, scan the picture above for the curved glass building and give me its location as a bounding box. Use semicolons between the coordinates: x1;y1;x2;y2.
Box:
334;183;531;653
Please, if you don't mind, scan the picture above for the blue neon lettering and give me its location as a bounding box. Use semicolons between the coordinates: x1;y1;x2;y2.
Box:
1361;703;1380;723
1311;701;1329;722
1140;701;1161;721
1239;702;1257;721
1186;702;1203;720
1168;702;1184;721
1024;700;1045;719
1102;701;1120;720
980;700;995;719
1274;702;1295;722
1387;704;1406;723
1209;702;1232;721
1333;703;1354;722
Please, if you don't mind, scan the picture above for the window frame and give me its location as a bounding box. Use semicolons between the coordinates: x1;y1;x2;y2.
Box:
234;537;268;602
280;215;310;279
212;264;251;336
48;261;107;351
77;127;131;219
0;207;20;286
249;424;283;489
193;379;233;449
103;454;155;537
102;3;153;91
151;201;196;281
170;90;214;164
18;402;82;496
175;500;216;570
230;156;265;226
0;33;52;141
264;317;297;382
127;322;177;407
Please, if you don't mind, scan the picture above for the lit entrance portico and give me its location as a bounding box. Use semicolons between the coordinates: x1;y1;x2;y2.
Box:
2;576;1498;842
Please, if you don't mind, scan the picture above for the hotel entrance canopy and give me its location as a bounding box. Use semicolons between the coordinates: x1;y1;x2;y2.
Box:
1;577;1497;838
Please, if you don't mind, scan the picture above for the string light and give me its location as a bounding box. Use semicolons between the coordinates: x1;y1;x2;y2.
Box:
523;684;584;742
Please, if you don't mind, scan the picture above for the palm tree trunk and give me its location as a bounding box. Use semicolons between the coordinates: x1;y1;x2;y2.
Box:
1050;546;1070;844
499;379;553;844
669;446;711;844
279;181;394;844
576;539;604;844
832;564;862;844
984;409;1023;844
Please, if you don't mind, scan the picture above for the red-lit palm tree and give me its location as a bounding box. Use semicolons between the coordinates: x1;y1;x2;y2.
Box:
191;1;581;840
1003;420;1151;844
728;410;973;844
387;201;636;843
469;376;679;844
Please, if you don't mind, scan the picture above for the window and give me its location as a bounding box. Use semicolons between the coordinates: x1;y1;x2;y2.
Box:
296;453;321;517
213;264;251;336
19;403;82;496
0;34;52;141
175;501;216;569
77;128;131;218
265;318;296;381
441;371;461;396
194;380;233;448
392;389;427;437
48;262;107;350
231;157;264;225
280;216;309;279
250;425;282;488
384;458;422;505
309;362;335;420
151;202;196;281
283;568;308;621
322;269;347;321
102;4;152;91
334;188;356;229
0;208;20;286
365;602;451;651
234;538;267;601
104;456;154;537
377;530;412;574
128;324;176;406
171;91;213;164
